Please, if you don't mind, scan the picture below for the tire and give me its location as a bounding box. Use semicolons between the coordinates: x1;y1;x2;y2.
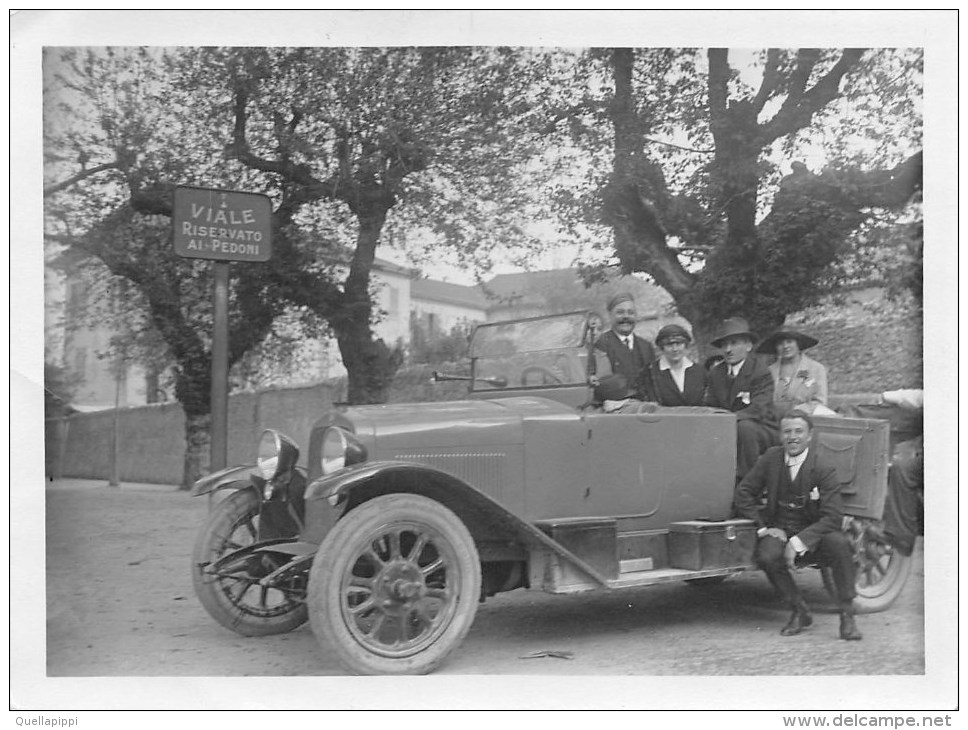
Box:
308;493;481;675
192;489;308;636
822;517;913;614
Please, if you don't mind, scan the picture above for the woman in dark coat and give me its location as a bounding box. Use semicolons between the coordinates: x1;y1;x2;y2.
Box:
648;324;707;406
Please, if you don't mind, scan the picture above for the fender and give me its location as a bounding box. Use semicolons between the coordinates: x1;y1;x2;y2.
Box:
305;460;609;586
191;464;260;497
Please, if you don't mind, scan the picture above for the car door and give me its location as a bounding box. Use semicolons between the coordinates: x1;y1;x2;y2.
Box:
584;408;736;526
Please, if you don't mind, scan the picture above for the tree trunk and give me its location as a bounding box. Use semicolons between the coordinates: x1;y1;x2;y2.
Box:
337;328;402;405
334;207;403;405
182;412;211;490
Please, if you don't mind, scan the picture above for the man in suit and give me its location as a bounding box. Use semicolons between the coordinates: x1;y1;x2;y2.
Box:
734;410;862;641
648;323;706;406
704;317;778;481
594;293;656;407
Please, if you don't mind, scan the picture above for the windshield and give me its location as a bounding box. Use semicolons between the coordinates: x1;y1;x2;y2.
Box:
469;311;595;390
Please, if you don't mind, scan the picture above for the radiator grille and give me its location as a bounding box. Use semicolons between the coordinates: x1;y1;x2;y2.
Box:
392;451;507;501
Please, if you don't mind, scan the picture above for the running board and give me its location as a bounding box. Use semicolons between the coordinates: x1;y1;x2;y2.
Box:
608;565;749;589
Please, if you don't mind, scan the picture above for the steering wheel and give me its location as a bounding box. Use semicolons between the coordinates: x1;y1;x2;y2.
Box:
520;366;563;386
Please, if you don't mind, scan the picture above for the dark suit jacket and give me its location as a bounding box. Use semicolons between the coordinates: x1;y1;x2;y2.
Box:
648;360;707;406
733;445;844;551
704;354;777;426
595;330;656;400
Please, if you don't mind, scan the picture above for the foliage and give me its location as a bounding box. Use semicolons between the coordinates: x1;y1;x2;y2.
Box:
44;46;924;484
542;48;923;346
408;315;473;366
44;46;555;484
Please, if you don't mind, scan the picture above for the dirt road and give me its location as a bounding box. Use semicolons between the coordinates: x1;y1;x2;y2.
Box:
37;479;930;708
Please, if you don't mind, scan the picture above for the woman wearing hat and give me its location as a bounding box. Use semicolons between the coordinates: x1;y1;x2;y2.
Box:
648;323;706;406
757;329;829;418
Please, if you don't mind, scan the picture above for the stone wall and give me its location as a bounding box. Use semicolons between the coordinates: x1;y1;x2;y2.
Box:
786;295;923;393
47;383;336;485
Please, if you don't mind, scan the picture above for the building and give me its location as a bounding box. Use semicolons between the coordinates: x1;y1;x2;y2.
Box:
480;267;681;341
54;277;158;411
52;261;693;404
52;258;492;404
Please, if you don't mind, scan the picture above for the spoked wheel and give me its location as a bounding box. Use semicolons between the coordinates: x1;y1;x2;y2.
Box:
192;489;308;636
308;493;481;675
822;517;913;614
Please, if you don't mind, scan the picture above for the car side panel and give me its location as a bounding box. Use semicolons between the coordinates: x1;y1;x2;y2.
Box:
582;410;736;528
520;413;592;520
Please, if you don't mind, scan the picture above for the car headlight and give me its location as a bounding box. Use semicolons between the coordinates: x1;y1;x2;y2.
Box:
321;426;366;475
256;429;299;480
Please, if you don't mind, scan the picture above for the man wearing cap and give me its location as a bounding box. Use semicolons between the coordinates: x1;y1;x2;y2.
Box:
594;293;656;405
757;328;829;418
704;316;778;481
648;323;706;406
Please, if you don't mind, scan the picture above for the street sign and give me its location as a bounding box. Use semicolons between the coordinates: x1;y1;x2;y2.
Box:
173;185;272;262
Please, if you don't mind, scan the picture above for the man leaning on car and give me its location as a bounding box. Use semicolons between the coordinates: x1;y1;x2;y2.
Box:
733;409;862;641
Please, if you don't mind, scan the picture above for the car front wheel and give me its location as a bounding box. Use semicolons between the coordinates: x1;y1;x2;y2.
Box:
192;488;308;636
308;493;481;675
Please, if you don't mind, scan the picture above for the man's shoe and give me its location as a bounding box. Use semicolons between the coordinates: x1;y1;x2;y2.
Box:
780;606;813;636
839;611;863;641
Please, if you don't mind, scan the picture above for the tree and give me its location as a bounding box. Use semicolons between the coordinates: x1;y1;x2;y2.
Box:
44;47;551;486
547;48;923;348
44;360;78;419
408;314;473;367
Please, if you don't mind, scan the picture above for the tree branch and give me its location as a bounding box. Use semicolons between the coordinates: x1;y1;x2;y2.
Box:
225;83;342;200
751;49;781;113
44;162;119;197
760;48;866;144
706;48;730;147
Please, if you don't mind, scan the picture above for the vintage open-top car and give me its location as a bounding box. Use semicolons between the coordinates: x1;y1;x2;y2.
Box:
191;311;912;674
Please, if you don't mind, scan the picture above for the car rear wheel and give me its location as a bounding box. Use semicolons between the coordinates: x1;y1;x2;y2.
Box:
822;517;913;614
308;493;481;675
192;488;308;636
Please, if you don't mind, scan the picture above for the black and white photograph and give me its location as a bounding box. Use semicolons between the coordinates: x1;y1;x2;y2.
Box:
13;8;958;719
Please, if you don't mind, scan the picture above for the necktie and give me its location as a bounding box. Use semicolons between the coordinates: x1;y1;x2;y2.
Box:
624;337;633;350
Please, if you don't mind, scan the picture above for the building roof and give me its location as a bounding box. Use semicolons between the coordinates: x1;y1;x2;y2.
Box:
410;277;488;310
482;269;580;302
482;267;673;317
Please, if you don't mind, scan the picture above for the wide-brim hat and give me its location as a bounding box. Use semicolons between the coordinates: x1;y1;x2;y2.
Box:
710;317;757;349
655;323;692;347
756;329;819;354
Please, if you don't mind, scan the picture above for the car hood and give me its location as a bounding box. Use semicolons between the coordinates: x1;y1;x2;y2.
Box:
342;396;579;451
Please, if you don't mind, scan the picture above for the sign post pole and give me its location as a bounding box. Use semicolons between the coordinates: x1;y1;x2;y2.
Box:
172;185;273;482
211;261;230;473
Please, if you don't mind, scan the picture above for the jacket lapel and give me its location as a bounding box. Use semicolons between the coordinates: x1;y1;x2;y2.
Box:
714;362;731;402
610;331;633;368
765;448;784;518
728;359;748;402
